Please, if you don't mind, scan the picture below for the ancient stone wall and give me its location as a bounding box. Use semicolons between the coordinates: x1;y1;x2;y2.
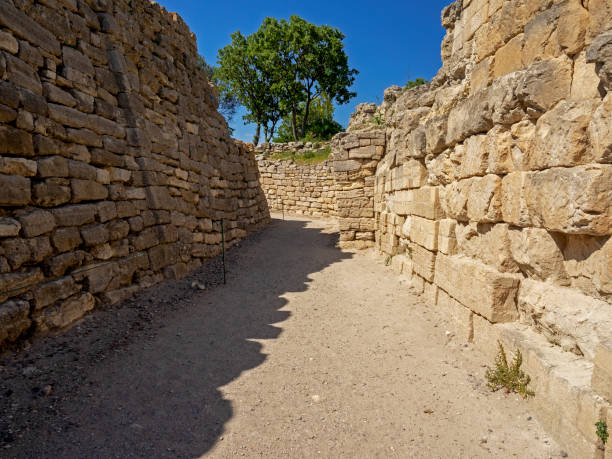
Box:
257;157;337;217
0;0;269;347
361;0;612;457
331;131;384;249
254;140;330;156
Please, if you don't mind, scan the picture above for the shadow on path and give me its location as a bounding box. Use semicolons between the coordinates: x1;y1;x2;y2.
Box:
1;217;351;458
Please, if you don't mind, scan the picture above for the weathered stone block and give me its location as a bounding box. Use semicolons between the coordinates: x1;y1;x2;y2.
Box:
18;210;55;237
525;165;612;236
52;204;96;226
407;216;439;251
518;280;612;361
438;289;474;342
434;253;520;323
0;269;44;303
409;242;436;282
467;175;502;223
32;276;80;310
0;300;30;345
0;218;21;238
0;174;30;206
592;344;612;401
51;227;82;252
508;227;569;284
34;292;95;333
71;179;108;202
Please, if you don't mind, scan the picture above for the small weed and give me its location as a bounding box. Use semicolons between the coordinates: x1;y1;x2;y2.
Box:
370;112;385;127
385;254;393;266
485;341;535;398
596;421;608;445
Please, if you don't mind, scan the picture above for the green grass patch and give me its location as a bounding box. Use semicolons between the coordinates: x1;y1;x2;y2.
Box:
269;147;331;165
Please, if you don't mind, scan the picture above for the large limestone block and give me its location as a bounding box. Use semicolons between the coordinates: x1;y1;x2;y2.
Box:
493;33;524;78
455;222;518;273
409;242;436;282
508;227;569;284
407;216;439;251
437;288;474;342
592;344;612;401
441;179;470;222
412;186;445;219
446;90;493;146
503;166;612;235
518;280;612;361
501;172;532;227
438;219;458;255
522;6;562;66
393;160;428;190
467;174;502;223
524;165;612;236
516;56;572;113
571;51;601;101
589;93;612;164
530;100;601;169
434;253;520;323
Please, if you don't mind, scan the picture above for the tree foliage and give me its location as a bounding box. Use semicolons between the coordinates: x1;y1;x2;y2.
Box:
274;93;342;142
215;15;357;144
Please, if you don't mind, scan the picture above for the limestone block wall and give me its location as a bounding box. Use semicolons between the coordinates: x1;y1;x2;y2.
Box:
257;157;337;218
331;130;384;249
0;0;269;347
254;140;330;156
367;1;612;456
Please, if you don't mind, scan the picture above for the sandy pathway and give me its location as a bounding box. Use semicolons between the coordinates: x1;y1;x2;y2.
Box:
2;216;560;458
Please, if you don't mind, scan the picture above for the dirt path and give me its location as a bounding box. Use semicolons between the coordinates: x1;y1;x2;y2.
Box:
1;216;561;458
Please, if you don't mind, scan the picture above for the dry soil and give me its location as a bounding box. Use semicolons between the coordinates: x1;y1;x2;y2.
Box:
0;215;564;458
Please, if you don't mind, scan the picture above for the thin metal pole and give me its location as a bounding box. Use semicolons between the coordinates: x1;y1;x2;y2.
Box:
221;218;226;284
282;201;285;220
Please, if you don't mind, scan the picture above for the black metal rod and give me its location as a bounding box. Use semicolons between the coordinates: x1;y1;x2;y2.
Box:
221;218;226;284
282;201;285;220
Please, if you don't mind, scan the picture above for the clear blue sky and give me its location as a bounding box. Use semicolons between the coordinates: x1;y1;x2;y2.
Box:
157;0;452;142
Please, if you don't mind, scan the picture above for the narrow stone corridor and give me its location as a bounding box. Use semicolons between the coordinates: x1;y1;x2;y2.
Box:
2;216;559;458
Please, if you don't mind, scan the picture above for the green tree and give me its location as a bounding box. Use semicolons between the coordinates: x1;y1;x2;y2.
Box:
216;32;285;145
215;15;357;144
274;93;343;142
258;16;357;140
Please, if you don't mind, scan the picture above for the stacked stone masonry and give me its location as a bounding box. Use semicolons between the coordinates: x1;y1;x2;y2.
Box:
0;0;269;347
254;140;330;156
257;157;338;218
363;0;612;457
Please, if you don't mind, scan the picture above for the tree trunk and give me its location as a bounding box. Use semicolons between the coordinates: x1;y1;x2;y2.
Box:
301;95;312;139
291;105;298;141
253;123;260;146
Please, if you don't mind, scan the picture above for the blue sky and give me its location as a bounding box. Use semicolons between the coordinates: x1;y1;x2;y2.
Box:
157;0;452;142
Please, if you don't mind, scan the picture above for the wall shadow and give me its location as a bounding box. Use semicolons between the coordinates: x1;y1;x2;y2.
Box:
0;218;351;458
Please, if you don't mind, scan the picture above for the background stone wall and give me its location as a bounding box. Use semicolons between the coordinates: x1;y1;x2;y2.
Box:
331;130;384;249
0;0;269;347
257;157;337;218
254;140;330;156
365;0;612;457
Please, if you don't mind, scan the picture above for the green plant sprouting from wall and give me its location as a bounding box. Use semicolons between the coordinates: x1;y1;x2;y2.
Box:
485;341;535;398
596;421;608;445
